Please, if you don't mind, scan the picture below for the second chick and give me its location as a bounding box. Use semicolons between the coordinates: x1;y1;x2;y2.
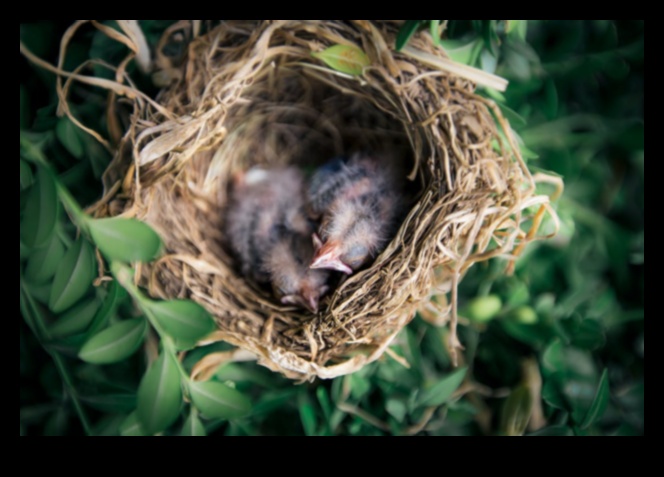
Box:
307;153;405;274
226;167;330;313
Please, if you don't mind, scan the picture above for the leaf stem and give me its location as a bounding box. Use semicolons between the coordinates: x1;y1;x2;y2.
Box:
110;261;193;388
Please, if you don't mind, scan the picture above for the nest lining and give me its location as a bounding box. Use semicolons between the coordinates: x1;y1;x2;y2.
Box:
72;20;555;380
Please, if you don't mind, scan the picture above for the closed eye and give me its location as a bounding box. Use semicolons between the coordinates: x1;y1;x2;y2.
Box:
344;244;369;268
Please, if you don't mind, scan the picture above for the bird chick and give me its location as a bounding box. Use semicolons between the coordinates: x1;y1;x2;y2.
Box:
264;233;330;313
226;166;330;313
307;153;404;274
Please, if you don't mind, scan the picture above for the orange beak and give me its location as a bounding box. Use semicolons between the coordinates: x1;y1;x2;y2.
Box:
310;240;353;275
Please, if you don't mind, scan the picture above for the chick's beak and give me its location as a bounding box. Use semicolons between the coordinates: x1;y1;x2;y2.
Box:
310;248;353;275
302;291;319;313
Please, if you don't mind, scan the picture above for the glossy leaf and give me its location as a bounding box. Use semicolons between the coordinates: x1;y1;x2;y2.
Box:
500;385;533;436
21;165;58;248
189;380;251;420
137;352;183;434
56;117;85;159
119;412;146;436
50;297;100;338
78;319;146;364
311;44;370;76
396;20;422;51
418;367;467;407
88;217;161;263
49;238;96;313
580;369;610;429
181;408;206;436
146;299;215;343
24;234;65;284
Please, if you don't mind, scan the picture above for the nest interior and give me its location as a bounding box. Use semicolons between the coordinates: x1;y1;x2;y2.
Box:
100;20;544;380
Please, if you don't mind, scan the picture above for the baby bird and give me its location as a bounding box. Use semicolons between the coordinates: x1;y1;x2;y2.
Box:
226;166;330;312
307;153;404;275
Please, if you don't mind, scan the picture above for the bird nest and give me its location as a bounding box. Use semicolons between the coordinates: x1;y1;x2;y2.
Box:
38;20;559;380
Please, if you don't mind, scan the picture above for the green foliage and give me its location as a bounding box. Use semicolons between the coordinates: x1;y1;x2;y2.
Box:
20;20;643;436
20;165;58;247
181;408;207;436
137;353;183;434
49;297;100;338
144;300;216;344
49;238;96;313
88;218;162;263
418;367;467;407
79;319;147;364
189;381;252;420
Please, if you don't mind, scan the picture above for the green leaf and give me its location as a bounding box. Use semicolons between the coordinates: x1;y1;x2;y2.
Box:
181;408;206;436
528;425;574;436
20;159;33;190
145;299;216;343
78;319;146;364
56;117;85;159
311;44;370;76
26;281;52;305
119;412;146;436
137;352;183;434
88;217;162;263
440;38;483;66
20;165;58;248
580;369;609;429
500;385;533;436
49;238;96;313
418;366;467;407
50;297;100;338
24;234;65;284
396;20;422;51
189;380;251;420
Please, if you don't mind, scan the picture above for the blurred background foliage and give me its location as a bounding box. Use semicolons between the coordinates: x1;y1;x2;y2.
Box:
20;20;644;436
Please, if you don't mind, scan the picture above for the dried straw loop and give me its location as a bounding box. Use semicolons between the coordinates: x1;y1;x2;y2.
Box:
24;20;559;381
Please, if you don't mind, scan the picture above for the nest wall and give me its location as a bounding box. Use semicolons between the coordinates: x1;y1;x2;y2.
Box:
99;20;545;380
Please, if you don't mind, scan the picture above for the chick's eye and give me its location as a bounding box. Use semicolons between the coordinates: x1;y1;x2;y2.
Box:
344;245;369;268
